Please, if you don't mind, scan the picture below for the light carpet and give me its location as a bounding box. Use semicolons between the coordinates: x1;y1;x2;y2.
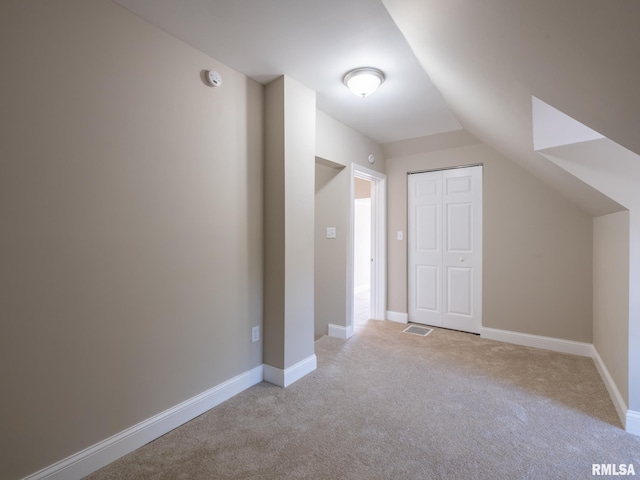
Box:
86;320;640;479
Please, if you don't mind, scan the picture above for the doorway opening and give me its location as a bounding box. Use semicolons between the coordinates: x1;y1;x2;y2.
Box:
354;177;372;327
348;164;386;336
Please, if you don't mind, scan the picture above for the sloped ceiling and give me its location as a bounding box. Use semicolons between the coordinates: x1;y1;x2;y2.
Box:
382;0;639;216
112;0;639;216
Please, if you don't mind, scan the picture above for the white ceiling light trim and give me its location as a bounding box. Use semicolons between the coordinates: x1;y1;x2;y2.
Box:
343;67;385;97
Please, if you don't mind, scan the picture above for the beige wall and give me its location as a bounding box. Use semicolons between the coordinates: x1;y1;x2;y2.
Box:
315;164;349;338
264;75;316;369
593;211;630;406
283;77;317;367
0;2;263;479
316;110;385;173
355;177;372;199
263;78;286;368
313;111;385;336
538;138;640;415
387;143;594;342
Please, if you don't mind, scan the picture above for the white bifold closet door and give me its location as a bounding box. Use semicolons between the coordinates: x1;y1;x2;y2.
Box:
407;165;482;334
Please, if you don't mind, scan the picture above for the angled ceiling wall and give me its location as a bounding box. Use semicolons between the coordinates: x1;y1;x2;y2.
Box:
381;0;639;216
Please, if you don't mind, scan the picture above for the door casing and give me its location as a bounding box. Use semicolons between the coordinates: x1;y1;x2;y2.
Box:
347;164;387;335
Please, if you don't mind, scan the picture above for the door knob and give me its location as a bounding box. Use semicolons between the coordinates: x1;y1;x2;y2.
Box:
460;257;465;263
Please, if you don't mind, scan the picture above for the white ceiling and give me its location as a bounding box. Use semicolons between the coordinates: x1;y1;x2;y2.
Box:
113;0;462;144
114;0;639;216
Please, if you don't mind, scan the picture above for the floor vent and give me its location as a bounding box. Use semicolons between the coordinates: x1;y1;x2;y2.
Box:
403;325;433;336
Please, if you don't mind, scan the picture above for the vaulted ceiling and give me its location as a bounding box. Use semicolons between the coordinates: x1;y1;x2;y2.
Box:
382;0;639;215
113;0;640;216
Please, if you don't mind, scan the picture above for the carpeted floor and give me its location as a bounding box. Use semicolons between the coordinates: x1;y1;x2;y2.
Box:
86;320;640;480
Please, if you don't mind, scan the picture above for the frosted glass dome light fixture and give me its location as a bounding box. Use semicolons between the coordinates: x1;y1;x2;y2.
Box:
343;67;385;98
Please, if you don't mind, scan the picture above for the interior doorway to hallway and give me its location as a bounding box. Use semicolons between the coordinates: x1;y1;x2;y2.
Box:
353;177;372;327
348;163;387;335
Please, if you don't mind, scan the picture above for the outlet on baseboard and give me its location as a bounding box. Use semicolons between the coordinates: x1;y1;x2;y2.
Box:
251;326;260;343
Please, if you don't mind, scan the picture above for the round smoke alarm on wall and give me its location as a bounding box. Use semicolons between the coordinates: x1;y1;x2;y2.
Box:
205;70;222;87
368;154;375;164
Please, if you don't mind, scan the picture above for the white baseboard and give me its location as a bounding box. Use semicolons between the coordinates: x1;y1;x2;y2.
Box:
626;410;640;436
387;311;408;324
23;330;638;480
480;327;592;357
263;354;317;388
328;323;354;339
25;354;321;480
591;346;628;429
24;365;264;480
481;328;640;436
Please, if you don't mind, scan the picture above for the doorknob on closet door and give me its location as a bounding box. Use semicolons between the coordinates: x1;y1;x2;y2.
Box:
460;257;465;263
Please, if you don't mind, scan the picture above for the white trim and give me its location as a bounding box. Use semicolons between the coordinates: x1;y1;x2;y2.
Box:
387;311;408;324
328;323;354;339
263;364;284;387
23;365;264;480
19;342;640;480
370;172;387;321
480;329;640;436
346;169;355;331
263;354;317;388
480;327;592;357
591;346;628;428
626;410;640;436
348;164;387;330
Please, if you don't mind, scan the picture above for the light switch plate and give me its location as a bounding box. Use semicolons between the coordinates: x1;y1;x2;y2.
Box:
326;227;336;239
397;231;404;240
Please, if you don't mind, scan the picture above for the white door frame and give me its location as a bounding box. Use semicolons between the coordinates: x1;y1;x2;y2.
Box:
347;164;387;334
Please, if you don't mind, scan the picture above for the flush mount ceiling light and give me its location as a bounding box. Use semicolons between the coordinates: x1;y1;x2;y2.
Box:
343;67;385;98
